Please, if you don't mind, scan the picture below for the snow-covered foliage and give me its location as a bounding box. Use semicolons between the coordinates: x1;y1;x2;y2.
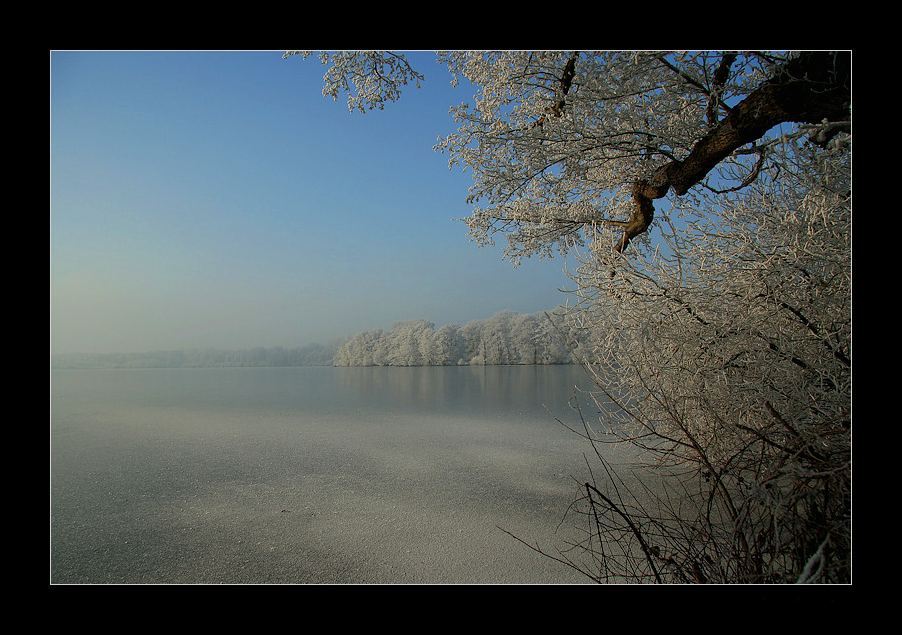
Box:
562;137;851;583
332;310;581;367
283;50;424;114
433;51;827;264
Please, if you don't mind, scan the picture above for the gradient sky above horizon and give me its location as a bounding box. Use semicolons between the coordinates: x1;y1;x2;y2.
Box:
51;51;579;355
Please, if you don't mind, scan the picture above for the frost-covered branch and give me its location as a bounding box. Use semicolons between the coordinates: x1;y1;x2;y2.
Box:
284;50;424;113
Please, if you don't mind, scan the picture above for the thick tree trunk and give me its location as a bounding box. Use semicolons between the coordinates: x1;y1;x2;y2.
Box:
617;51;851;253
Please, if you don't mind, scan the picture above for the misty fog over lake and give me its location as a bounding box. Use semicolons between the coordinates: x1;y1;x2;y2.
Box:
50;364;630;584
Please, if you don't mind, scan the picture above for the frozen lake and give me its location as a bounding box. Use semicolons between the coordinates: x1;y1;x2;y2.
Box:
51;364;622;584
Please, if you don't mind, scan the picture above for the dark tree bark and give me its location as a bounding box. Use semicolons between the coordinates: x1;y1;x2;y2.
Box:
618;51;851;253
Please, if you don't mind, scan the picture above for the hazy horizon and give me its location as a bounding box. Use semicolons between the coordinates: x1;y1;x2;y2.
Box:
51;51;577;356
50;306;568;358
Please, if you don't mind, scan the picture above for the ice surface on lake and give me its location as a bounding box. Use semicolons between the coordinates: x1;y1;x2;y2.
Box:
51;365;626;584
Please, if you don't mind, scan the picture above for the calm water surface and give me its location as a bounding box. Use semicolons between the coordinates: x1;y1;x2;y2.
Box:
51;365;618;584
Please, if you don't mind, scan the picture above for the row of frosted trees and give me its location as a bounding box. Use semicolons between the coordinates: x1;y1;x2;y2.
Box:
331;309;581;367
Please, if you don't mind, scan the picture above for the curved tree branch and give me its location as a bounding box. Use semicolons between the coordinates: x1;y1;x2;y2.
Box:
614;51;851;254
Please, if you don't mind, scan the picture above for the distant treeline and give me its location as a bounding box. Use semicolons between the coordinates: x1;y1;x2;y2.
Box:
332;309;585;367
51;309;588;370
50;342;341;369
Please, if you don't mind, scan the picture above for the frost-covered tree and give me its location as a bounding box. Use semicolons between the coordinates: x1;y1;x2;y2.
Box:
481;310;517;364
385;319;435;366
557;145;851;583
288;51;849;262
332;328;386;366
512;312;541;364
289;51;851;582
430;323;467;365
439;51;849;263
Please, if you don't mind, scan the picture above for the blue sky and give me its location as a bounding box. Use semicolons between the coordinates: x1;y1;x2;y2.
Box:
51;51;577;355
